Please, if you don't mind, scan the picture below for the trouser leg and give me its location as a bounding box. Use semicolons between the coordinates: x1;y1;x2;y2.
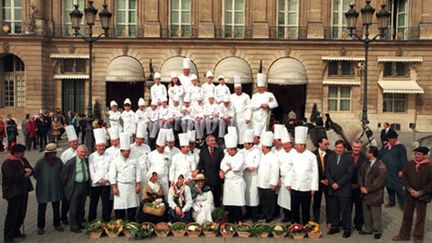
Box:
291;190;301;223
352;188;363;229
399;196;415;239
387;187;395;205
340;196;352;233
61;199;69;222
362;201;373;233
218;119;226;138
313;186;323;222
88;187;100;222
38;203;48;229
205;118;211;134
300;191;312;225
211;185;222;208
413;200;427;240
52;201;61;227
187;120;194;131
370;205;382;234
101;186;112;222
329;195;340;230
127;207;137;222
4;196;21;241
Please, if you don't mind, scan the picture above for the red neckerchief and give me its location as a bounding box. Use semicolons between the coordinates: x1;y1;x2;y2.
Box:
415;159;430;172
384;140;401;150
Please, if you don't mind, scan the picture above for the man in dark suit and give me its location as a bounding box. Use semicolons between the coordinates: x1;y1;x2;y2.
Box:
380;122;394;146
60;145;90;233
350;140;368;231
312;137;333;226
326;140;355;238
197;135;224;207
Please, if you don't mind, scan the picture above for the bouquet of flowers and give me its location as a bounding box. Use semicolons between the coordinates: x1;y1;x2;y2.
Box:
171;222;186;237
236;223;252;238
220;223;236;238
186;222;202;237
288;223;306;240
203;222;219;237
86;219;105;239
104;219;124;238
305;221;322;238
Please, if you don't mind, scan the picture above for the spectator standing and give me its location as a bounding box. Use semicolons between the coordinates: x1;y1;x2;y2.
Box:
51;117;63;145
0;116;6;152
21;114;30;149
6;114;18;150
25;116;37;151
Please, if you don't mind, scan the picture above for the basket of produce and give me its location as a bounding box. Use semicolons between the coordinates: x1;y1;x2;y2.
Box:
305;221;322;239
171;222;186;237
288;223;306;240
203;222;219;237
186;222;202;237
154;222;170;237
143;200;165;216
104;219;124;238
140;222;155;238
220;223;236;238
86;219;105;239
211;207;229;224
251;223;272;238
271;223;287;238
236;223;252;238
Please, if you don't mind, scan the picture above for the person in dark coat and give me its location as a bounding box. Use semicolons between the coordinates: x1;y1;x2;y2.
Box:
197;135;225;207
1;144;34;243
326;140;355;238
60;145;90;233
380;130;407;209
0;116;6;152
380;122;394;146
392;146;432;243
358;146;387;239
6;114;18;150
350;140;368;231
33;143;65;235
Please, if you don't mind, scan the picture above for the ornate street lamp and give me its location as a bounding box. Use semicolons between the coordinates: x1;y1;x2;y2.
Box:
70;0;112;151
345;0;390;145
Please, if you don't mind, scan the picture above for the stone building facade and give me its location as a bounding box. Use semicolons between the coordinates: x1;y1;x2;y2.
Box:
0;0;431;132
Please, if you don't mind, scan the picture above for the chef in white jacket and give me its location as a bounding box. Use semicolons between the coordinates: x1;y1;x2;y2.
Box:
201;71;215;102
168;96;183;132
188;74;203;105
150;72;167;105
257;131;279;223
105;126;121;161
147;129;171;199
158;97;171;129
188;130;200;171
230;76;252;145
164;128;180;165
88;128;112;222
242;129;261;222
134;98;147;132
107;100;122;130
130;123;151;199
218;95;235;139
145;100;160;141
60;125;79;163
169;133;196;185
109;132;141;221
181;96;194;132
214;76;231;104
178;58;193;90
286;126;318;225
277;126;294;223
192;94;205;141
220;132;246;223
121;98;136;140
251;73;278;135
167;72;184;106
204;94;219;136
272;124;285;218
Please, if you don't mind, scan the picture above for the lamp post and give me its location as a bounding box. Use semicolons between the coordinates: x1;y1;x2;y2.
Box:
345;0;390;144
70;0;112;151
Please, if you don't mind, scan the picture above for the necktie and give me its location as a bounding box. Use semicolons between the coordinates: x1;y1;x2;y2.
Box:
80;159;87;181
320;152;325;172
209;148;214;158
336;154;341;165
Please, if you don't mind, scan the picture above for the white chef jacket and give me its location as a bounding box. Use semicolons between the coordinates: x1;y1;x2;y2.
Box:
168;84;184;103
230;92;252;143
150;83;167;103
108;110;122;130
158;105;171;120
192;102;205;119
190;148;201;169
220;151;246;206
135;108;147;124
181;105;193;120
178;74;193;90
218;103;235;119
165;146;180;167
204;102;219;118
214;84;231;103
286;149;319;192
121;110;136;135
145;107;159;122
242;146;261;206
250;91;278;134
105;145;120;161
147;150;171;197
278;148;293;210
201;82;215;102
168;104;182;118
188;85;203;104
169;152;196;182
88;151;111;187
60;147;76;164
257;150;279;189
168;185;193;212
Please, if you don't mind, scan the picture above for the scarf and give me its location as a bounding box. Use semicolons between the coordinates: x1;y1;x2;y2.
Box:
415;159;430;172
384;139;401;150
169;183;186;208
7;154;21;161
191;184;211;200
148;180;161;193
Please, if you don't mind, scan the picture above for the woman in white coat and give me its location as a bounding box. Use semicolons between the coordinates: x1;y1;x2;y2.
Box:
220;133;246;223
191;174;214;224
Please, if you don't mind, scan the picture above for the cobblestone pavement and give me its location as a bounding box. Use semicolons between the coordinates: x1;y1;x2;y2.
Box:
1;132;431;243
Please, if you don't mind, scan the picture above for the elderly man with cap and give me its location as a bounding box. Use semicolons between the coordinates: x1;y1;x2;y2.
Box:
230;75;252;146
202;71;216;102
34;143;64;235
392;146;431;243
122;98;136;140
278;126;294;223
242;129;261;222
168;95;183;132
220;132;246;223
192;94;206;143
178;58;193;90
88;129;112;222
181;96;194;132
109;133;141;221
151;72;168;105
380;130;407;209
257;131;279;222
286;126;319;225
158;97;171;129
191;173;214;224
107;100;122;130
2;144;33;242
204;94;220;136
251;73;278;135
147;130;171;198
218;95;235;141
214;76;231;104
168;72;184;106
169;133;196;185
145;100;160;148
131;123;151;191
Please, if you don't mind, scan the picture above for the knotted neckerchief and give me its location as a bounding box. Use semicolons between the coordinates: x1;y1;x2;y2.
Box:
415;159;430;173
191;184;211;200
170;183;186;208
384;139;401;150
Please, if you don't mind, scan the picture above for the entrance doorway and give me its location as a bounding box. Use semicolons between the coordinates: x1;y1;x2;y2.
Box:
106;82;145;110
62;79;85;114
268;84;306;123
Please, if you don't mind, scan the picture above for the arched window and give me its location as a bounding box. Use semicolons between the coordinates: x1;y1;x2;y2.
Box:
1;54;25;107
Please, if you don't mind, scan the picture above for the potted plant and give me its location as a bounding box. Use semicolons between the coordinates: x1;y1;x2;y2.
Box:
305;221;322;239
171;222;186;237
220;223;236;238
86;219;105;239
236;223;252;238
288;223;306;240
271;223;287;238
251;223;272;238
155;222;170;237
186;222;202;237
203;222;219;238
141;222;155;238
104;219;124;238
211;207;229;224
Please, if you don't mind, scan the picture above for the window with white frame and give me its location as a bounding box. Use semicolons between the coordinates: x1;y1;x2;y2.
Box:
328;86;351;111
2;54;25;107
63;0;85;36
383;93;406;112
224;0;245;38
170;0;192;37
1;0;22;34
116;0;137;37
386;0;408;40
277;0;298;39
331;0;351;39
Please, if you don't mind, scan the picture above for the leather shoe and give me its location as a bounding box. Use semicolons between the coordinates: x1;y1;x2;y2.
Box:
55;226;65;232
392;235;409;241
385;203;395;208
15;232;26;238
359;231;372;235
327;229;339;235
374;234;382;239
37;228;45;235
71;229;82;233
343;232;351;238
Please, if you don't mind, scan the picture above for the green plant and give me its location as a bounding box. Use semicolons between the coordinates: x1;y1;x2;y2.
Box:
86;219;105;233
171;222;186;231
141;222;155;236
236;223;251;232
203;222;219;233
220;223;236;235
250;223;272;236
125;221;150;240
211;207;228;222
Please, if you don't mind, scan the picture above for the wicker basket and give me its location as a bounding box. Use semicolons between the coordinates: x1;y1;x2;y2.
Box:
105;230;120;238
141;222;155;237
186;223;202;237
203;231;217;238
220;223;236;238
236;224;251;238
88;231;103;239
272;223;287;238
308;231;322;239
143;205;165;216
155;222;170;237
292;232;306;240
172;230;186;237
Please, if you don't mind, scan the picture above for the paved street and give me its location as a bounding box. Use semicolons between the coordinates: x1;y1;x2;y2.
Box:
1;131;431;243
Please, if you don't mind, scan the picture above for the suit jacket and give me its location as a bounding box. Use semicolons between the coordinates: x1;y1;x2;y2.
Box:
358;159;387;205
325;152;354;197
352;152;367;186
2;157;34;199
380;127;394;144
60;156;90;202
197;145;224;186
313;149;334;181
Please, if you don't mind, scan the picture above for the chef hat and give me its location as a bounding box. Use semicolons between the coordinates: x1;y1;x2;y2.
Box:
154;72;161;79
170;72;177;79
190;73;198;80
124;98;131;105
165;128;175;142
150;99;158;106
294;126;308;144
261;131;274;147
65;125;78;142
178;133;189;147
208;92;215;98
183;95;191;103
136;122;147;139
108;126;120;140
222;95;230;103
281;127;291;144
227;126;237;137
217;75;224;81
160;96;168;102
188;130;196;142
156;129;166;147
254;127;262;137
138;98;145;106
273;124;285;140
93;128;106;145
257;73;267;87
183;58;191;69
234;82;242;88
243;129;254;143
110;100;118;107
173;95;180;102
196;93;204;101
119;132;131;150
224;134;237;148
234;75;242;88
206;71;213;78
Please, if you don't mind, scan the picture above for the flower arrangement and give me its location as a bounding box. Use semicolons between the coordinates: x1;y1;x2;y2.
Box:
271;223;287;238
305;221;322;239
211;207;229;223
171;222;186;237
288;223;306;239
186;222;202;237
104;219;125;238
251;223;272;238
203;222;219;237
220;223;236;238
236;223;252;238
86;219;105;239
154;222;170;237
140;222;155;237
124;221;152;240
